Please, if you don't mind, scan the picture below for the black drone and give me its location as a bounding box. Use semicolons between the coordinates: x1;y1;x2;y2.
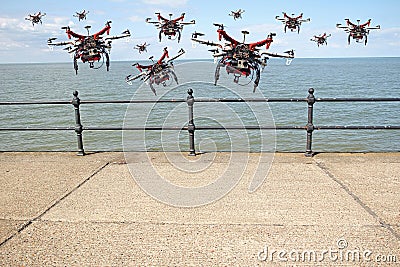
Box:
25;12;46;26
74;10;89;21
336;19;380;45
145;12;195;42
48;21;131;74
275;12;310;33
192;23;294;92
126;47;185;95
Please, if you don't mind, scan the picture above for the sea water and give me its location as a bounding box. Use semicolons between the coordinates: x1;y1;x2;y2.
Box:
0;57;399;152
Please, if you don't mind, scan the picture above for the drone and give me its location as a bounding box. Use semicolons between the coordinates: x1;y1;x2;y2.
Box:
145;12;195;42
229;9;245;20
74;10;89;21
336;19;380;45
126;47;185;95
310;33;331;47
47;21;130;74
134;42;150;54
275;12;310;33
25;12;46;26
191;24;295;92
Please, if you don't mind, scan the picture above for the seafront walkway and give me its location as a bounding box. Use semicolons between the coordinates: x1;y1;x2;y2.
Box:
0;152;399;266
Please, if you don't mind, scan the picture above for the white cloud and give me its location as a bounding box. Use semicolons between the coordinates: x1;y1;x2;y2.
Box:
141;0;187;7
129;16;143;23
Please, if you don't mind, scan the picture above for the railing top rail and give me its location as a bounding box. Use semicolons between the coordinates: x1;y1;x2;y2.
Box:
315;97;400;102
2;97;399;106
0;101;71;105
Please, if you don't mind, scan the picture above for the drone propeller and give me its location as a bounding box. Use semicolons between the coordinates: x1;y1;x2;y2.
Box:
208;48;219;53
241;30;249;42
284;49;295;57
47;37;57;43
191;31;205;38
213;23;225;30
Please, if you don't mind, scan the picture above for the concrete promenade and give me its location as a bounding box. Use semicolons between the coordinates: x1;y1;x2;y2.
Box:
0;152;399;266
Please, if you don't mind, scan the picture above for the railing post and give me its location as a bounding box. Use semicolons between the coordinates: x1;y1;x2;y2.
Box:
305;88;315;157
72;91;85;156
186;88;196;156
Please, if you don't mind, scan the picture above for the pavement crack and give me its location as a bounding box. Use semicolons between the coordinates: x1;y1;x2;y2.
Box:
0;161;110;248
314;159;400;241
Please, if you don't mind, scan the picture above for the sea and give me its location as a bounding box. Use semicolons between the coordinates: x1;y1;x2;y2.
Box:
0;57;399;153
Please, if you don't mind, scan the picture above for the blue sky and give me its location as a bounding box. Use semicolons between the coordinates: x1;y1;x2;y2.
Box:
0;0;399;63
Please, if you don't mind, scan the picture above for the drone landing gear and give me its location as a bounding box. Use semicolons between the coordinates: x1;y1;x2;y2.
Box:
170;69;178;84
177;31;181;43
214;62;222;86
149;82;157;96
148;69;178;96
365;35;368;46
253;67;261;93
105;52;110;71
74;57;78;75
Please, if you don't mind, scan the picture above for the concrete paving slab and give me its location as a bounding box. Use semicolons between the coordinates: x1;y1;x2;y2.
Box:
0;221;398;266
0;152;122;220
0;152;399;266
0;152;122;245
314;153;400;227
0;220;27;246
42;155;378;226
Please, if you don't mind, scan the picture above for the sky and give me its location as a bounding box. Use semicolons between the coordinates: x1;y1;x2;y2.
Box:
0;0;399;63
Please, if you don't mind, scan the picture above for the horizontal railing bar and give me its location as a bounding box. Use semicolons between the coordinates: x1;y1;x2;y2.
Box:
80;99;186;104
193;98;307;102
315;125;400;130
1;125;399;132
1;98;399;106
1;126;399;131
0;127;74;131
315;98;400;102
83;126;302;131
0;101;71;105
196;126;304;130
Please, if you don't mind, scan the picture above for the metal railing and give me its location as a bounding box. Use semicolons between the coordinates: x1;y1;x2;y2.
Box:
1;88;399;156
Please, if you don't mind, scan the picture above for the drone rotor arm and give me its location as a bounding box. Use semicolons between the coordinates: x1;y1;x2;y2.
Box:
191;38;222;48
366;25;380;30
48;41;73;46
104;30;131;41
261;50;294;59
93;23;112;39
167;48;185;63
217;29;239;46
180;19;196;25
146;19;161;25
